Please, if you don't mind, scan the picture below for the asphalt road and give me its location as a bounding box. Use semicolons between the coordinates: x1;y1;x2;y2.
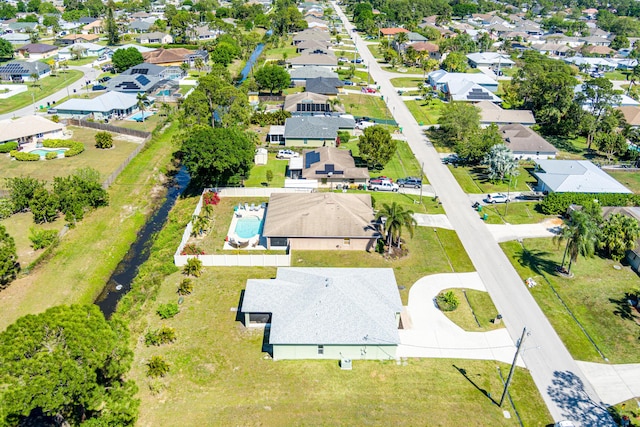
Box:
0;64;94;121
332;3;615;425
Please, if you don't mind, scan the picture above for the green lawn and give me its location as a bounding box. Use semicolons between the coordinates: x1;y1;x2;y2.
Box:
447;164;537;193
501;238;640;363
405;99;443;125
340;139;425;182
390;77;425;88
244;154;288;187
544;135;589;160
366;43;383;60
0;70;83;115
605;70;629;81
339;93;393;121
606;170;640;193
178;85;192;95
478;202;555;225
65;56;98;66
111;112;162;133
443;288;504;331
500;66;520;77
0;126;142;190
0;212;64;267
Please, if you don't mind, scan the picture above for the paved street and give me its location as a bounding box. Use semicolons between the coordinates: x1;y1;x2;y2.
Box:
333;3;615;425
0;65;93;121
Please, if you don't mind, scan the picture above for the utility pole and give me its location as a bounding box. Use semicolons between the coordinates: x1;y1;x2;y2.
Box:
500;327;527;407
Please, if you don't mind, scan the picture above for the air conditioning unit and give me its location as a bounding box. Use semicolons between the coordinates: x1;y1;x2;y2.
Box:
340;359;352;370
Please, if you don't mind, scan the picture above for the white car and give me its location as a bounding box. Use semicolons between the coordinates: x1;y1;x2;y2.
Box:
276;149;299;159
484;193;510;204
355;121;375;130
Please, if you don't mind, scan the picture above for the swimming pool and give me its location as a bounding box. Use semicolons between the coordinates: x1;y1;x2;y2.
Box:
234;216;263;239
128;111;155;121
156;89;172;96
28;148;67;157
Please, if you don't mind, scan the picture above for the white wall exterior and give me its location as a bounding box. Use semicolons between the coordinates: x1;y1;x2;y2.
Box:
273;344;397;360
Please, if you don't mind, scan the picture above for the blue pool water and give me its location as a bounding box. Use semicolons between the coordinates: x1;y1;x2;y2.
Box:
128;111;155;121
156;89;172;96
234;216;263;239
29;148;67;157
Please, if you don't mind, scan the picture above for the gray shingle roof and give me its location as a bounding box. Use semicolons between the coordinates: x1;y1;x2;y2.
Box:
305;77;342;95
284;116;355;139
289;66;338;80
57;91;138;113
242;268;402;345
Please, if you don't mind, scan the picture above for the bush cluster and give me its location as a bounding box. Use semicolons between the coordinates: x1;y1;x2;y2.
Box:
436;290;459;312
0;199;13;220
43;139;85;157
156;303;179;319
250;110;291;126
540;192;640;215
45;152;58;160
147;355;170;378
177;278;193;295
202;191;220;206
180;243;204;255
95;131;114;149
144;326;177;346
10;150;40;161
28;228;58;250
0;142;18;153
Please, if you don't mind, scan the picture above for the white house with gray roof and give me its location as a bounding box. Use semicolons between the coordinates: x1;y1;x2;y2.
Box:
283;116;355;147
55;91;140;120
242;267;402;361
533;160;631;194
289;66;338;86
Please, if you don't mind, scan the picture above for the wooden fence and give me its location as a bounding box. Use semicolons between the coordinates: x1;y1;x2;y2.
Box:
66;119;152;140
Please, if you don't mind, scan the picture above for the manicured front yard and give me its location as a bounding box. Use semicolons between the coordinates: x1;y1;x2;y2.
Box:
478;202;555;225
390;77;426;88
442;288;504;331
339;93;393;121
405;99;444;125
447;164;537;194
0;70;83;115
0;126;142;189
340;139;425;182
501;238;640;363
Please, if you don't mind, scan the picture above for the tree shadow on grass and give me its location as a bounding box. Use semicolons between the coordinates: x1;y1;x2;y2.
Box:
547;370;614;426
452;364;498;406
516;247;557;277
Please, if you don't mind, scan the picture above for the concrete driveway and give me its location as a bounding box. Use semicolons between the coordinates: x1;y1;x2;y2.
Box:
485;218;563;242
577;361;640;406
398;272;523;366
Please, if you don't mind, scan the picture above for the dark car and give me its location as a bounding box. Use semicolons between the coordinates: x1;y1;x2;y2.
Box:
342;80;354;86
92;84;106;91
518;191;545;201
397;177;422;188
351;58;363;63
98;76;111;83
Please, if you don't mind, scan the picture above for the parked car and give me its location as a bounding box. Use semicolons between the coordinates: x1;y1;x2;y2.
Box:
98;76;111;83
101;65;114;72
397;177;422;188
276;149;299;159
370;181;399;192
92;84;106;91
442;154;459;165
338;57;349;62
517;191;545;201
484;193;510;204
47;108;57;114
369;176;392;185
342;80;354;86
355;121;376;130
361;87;376;94
351;58;363;64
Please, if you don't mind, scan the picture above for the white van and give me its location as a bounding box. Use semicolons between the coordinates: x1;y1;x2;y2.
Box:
355;121;376;130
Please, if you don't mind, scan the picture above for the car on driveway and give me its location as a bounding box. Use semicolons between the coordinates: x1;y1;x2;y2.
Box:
92;84;106;91
397;177;422;188
361;87;376;93
484;193;510;204
342;80;354;86
517;191;545;201
369;176;392;185
276;149;299;159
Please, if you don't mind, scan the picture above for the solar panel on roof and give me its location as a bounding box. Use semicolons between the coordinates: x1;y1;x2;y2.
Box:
136;75;150;86
305;151;320;168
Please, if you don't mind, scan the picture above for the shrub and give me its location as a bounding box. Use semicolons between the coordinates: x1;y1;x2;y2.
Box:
147;355;170;378
182;257;203;277
0;142;18;153
94;131;113;149
42;139;84;157
10;150;40;161
29;228;58;250
156;302;179;319
180;243;204;255
540;192;640;215
436;290;459;312
45;152;58;160
177;278;193;295
0;199;13;220
202;191;220;206
145;326;177;346
50;115;60;123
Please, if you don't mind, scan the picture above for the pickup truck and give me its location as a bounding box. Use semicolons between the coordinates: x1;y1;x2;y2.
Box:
369;181;399;192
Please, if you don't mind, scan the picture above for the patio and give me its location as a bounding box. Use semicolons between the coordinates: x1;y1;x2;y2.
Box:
224;202;268;250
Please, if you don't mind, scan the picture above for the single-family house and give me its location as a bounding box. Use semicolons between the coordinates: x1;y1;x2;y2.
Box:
289;66;338;86
128;19;154;33
241;267;401;360
379;27;409;39
304;16;328;30
500;124;558;159
0;61;50;82
14;43;58;60
427;70;500;102
287;52;337;68
57;42;106;60
105;62;181;94
533;43;574;57
283;116;355;147
579;36;611;47
292;29;330;45
533;160;632;194
295;39;331;54
476;101;536;126
466;52;515;69
7;22;38;33
142;48;208;67
261;193;380;250
58;33;100;46
0;32;31;45
55;91;140;120
81;19;103;34
193;25;222;41
408;41;441;60
290;146;369;187
0;116;65;146
135;32;173;45
284;92;344;115
617;106;640;128
305;77;342;96
582;45;615;57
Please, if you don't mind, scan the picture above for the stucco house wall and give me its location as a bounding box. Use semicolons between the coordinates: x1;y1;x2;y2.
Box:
273;344;397;360
284;137;336;147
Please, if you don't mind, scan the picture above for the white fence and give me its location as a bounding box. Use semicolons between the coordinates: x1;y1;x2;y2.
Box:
211;186;314;197
174;189;291;267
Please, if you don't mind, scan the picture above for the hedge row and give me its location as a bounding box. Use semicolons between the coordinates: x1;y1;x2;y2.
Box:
540;192;640;214
10;150;39;161
0;141;18;153
43;139;84;157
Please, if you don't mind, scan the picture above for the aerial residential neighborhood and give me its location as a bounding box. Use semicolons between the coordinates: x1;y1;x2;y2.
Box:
1;0;640;425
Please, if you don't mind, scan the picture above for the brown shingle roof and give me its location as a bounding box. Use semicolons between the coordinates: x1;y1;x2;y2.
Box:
379;28;409;36
409;41;439;53
142;48;192;64
618;106;640;126
500;124;558;155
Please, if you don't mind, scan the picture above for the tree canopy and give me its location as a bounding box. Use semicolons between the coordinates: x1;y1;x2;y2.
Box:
0;39;13;59
0;224;17;287
599;213;640;261
254;64;290;94
438;102;480;148
0;305;138;426
358;125;397;168
111;47;143;73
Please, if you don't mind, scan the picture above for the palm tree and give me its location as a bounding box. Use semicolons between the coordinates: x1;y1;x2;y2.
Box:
375;202;417;254
553;210;598;275
194;57;205;73
136;92;148;122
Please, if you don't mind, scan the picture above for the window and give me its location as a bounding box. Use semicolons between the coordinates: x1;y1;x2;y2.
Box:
318;345;324;355
36;133;43;138
343;238;350;246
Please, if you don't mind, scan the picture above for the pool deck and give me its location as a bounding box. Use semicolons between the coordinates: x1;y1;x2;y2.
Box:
223;204;267;250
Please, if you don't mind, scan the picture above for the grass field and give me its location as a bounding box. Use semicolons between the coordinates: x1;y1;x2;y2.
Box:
65;57;98;66
390;77;425;88
0;121;178;332
123;193;551;426
111;113;163;133
447;164;537;193
340;94;393;120
0;70;83;115
443;288;504;331
0;126;142;190
501;238;640;363
606;170;640;193
340;139;425;182
244;154;288;187
405;99;443;125
0;212;64;267
478;202;555;225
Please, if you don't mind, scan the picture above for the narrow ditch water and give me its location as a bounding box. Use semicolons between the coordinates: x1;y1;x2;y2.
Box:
94;167;190;318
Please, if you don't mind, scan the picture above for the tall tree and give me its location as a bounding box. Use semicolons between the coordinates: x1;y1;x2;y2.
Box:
29;187;58;223
595;131;627;162
105;2;120;45
254;64;290;94
5;176;44;213
375;202;417;253
111;47;143;73
0;224;17;287
457;124;502;165
438;102;480;147
0;39;14;59
599;213;640;261
577;78;622;149
441;51;467;72
0;305;138;425
553;210;598;275
483;144;520;182
358;125;397;168
136;92;148;122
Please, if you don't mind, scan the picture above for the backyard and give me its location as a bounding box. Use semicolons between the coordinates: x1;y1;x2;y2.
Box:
0;126;143;189
0;212;64;267
244;154;288;187
606;170;640;193
501;237;640;364
0;70;83;115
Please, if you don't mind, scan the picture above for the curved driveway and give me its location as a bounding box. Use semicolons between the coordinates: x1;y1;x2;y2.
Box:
332;2;614;425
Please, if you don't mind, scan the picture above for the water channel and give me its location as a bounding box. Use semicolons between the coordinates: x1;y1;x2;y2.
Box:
238;43;265;84
94;167;190;318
